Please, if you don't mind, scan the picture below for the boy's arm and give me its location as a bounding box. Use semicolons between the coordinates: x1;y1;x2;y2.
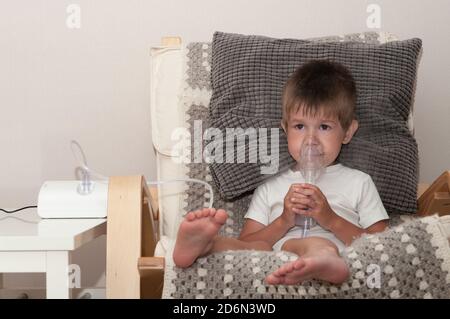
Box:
326;216;388;246
296;183;389;246
238;217;291;247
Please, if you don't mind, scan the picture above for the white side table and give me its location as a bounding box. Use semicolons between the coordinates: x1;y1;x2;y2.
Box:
0;208;106;299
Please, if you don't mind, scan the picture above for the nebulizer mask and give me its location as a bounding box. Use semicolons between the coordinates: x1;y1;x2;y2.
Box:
295;134;325;237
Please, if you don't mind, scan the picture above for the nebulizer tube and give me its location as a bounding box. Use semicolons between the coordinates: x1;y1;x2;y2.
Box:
70;140;214;208
295;135;325;237
146;179;214;209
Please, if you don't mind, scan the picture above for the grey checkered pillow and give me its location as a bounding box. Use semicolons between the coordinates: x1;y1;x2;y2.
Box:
208;31;422;214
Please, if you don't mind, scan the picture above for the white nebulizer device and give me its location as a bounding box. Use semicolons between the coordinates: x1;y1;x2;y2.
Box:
295;135;325;237
37;140;213;218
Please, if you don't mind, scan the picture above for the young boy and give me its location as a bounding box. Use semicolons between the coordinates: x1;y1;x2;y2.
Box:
173;60;389;285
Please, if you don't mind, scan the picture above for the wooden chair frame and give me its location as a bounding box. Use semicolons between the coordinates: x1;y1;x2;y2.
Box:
106;176;163;298
417;171;450;216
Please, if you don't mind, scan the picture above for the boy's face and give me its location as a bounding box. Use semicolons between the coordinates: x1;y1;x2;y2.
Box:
282;106;359;167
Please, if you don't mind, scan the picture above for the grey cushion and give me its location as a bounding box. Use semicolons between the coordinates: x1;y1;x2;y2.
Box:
208;31;422;214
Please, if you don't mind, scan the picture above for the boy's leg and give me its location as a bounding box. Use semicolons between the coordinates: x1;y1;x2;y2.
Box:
173;208;271;268
265;237;349;285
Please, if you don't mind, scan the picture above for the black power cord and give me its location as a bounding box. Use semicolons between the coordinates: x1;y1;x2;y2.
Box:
0;206;37;214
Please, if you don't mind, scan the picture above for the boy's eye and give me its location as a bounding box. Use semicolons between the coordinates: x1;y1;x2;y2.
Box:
320;124;331;130
295;124;304;130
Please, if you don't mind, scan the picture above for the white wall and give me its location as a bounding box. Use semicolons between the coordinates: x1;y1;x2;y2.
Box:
1;0;449;292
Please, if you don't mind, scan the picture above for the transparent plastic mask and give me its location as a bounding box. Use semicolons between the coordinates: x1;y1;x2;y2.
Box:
295;135;325;233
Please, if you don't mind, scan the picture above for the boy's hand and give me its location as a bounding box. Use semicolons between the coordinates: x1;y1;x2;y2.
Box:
281;184;310;229
294;184;337;230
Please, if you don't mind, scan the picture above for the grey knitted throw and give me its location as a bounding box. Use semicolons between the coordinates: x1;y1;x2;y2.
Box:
162;34;450;299
164;214;450;298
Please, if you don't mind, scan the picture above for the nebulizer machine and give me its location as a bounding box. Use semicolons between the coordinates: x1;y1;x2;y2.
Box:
37;140;213;218
295;134;325;237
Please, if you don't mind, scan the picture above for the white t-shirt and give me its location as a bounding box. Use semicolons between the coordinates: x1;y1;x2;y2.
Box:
245;163;389;250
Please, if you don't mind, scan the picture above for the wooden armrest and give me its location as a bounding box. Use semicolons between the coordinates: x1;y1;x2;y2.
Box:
417;171;450;217
106;176;161;299
138;257;164;299
138;257;165;272
418;183;430;198
148;186;159;221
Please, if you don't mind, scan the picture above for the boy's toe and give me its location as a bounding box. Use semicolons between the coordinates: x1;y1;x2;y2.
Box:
201;208;210;217
293;259;306;270
214;210;228;224
266;273;284;285
195;210;204;218
185;212;196;221
265;274;277;284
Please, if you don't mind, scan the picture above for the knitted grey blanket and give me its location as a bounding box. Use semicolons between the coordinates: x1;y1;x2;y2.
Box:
162;35;450;299
164;214;450;298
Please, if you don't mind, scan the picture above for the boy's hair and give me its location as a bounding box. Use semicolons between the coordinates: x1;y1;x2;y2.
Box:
282;60;357;130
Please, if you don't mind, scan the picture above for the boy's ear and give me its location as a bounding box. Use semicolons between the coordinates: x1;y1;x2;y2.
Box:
281;120;287;134
342;120;359;144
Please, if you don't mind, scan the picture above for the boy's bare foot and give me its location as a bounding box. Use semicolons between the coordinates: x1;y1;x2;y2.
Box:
173;208;228;268
265;248;349;285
